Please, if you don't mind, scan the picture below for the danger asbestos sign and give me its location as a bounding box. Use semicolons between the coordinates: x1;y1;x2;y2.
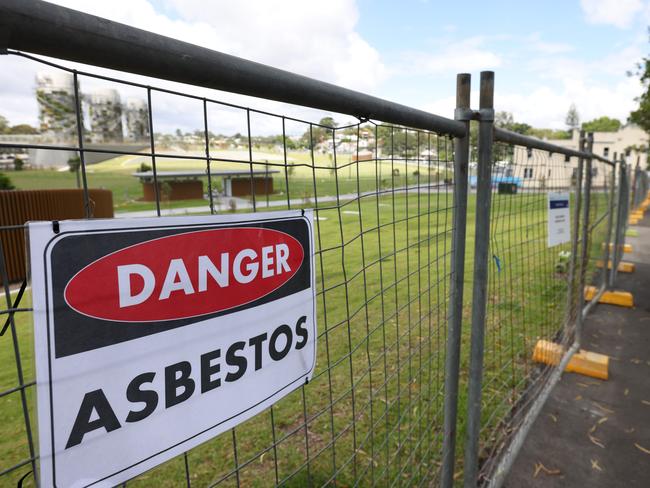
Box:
28;211;316;487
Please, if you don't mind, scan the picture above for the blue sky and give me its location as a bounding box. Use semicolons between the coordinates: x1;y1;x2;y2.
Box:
2;0;649;133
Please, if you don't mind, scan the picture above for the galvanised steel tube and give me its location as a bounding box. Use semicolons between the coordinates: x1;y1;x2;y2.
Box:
616;164;631;283
463;71;495;488
441;73;471;488
565;139;584;329
0;0;466;138
610;161;625;287
576;132;593;347
600;159;617;289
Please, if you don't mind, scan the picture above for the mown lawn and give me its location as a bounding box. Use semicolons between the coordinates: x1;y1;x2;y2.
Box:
7;149;448;214
0;162;609;486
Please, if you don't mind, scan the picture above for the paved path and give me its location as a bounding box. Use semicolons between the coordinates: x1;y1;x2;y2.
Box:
504;215;650;486
114;183;451;218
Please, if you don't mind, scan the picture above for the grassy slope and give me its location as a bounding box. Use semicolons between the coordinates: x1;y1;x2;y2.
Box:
0;156;609;486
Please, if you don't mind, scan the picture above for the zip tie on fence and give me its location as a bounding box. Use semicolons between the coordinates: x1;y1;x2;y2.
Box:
1;280;27;336
493;254;502;273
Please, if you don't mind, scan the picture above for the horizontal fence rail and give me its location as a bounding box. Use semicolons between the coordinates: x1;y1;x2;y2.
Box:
0;2;634;488
0;0;465;138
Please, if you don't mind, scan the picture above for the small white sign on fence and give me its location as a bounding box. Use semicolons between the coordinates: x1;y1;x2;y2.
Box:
547;192;571;247
28;210;316;487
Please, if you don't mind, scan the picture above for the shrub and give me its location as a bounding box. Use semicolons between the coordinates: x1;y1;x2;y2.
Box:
139;162;152;172
13;157;24;171
0;172;15;190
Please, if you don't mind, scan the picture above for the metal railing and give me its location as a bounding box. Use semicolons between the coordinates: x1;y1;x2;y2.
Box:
0;1;639;487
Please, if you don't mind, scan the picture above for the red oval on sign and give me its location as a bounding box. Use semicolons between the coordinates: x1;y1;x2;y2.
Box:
64;227;304;322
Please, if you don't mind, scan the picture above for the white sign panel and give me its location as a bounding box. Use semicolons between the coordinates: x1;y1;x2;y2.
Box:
547;192;571;247
29;211;316;487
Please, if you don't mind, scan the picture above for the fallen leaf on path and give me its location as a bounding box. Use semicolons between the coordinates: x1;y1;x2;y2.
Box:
548;413;558;423
589;417;608;434
533;462;561;478
642;400;650;406
591;459;603;471
592;401;615;414
624;388;629;396
635;443;650;455
589;434;605;448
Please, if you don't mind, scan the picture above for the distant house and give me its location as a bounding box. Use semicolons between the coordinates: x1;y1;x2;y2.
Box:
488;124;649;190
547;125;648;168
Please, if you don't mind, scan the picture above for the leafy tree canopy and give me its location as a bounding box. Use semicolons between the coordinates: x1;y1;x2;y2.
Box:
581;116;621;132
629;40;650;133
565;104;580;130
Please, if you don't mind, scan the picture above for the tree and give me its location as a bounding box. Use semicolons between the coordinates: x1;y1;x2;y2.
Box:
301;116;338;148
495;111;514;128
629;41;650;133
0;115;8;134
68;156;82;189
8;124;39;134
565;104;580;131
581;116;621;132
495;111;532;135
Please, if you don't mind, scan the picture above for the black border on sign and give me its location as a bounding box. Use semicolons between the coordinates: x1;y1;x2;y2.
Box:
40;213;316;487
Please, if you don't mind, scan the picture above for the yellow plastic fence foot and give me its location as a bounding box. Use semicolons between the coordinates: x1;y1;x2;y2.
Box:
533;340;609;380
629;219;640;225
604;243;633;253
595;260;635;273
584;286;634;308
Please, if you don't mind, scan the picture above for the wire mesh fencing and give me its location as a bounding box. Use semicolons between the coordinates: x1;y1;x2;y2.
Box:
0;51;465;487
0;7;639;486
470;144;581;482
631;164;649;212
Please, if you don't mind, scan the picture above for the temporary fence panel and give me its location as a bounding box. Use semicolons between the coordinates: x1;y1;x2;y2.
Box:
0;3;635;487
0;47;463;487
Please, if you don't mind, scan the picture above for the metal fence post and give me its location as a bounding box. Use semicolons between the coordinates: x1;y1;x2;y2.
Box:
600;156;617;290
441;73;471;488
575;132;592;345
462;71;495;488
610;160;626;287
565;133;585;328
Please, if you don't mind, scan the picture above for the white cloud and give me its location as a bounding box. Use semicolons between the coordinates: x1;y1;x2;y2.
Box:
495;78;642;129
0;0;385;134
421;37;644;132
526;33;574;55
397;37;502;75
580;0;645;28
50;0;386;94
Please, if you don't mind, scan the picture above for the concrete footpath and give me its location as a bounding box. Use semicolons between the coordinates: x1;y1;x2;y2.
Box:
504;216;650;486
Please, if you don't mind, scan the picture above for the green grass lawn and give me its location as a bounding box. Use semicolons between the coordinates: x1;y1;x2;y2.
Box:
0;162;611;486
7;149;447;214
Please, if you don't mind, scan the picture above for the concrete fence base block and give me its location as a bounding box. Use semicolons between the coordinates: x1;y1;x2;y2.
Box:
585;286;634;308
533;340;609;380
596;260;635;273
